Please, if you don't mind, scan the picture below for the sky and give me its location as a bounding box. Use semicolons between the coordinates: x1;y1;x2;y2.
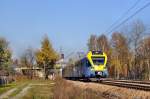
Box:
0;0;150;58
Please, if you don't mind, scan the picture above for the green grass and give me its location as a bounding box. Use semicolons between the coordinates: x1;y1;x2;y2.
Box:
22;80;54;99
8;81;30;97
0;81;19;95
0;79;32;99
0;79;54;99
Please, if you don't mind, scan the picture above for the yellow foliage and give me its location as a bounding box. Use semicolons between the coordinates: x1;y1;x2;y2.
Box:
35;36;58;68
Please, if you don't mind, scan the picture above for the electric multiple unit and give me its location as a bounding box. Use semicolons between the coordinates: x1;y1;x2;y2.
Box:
62;51;108;79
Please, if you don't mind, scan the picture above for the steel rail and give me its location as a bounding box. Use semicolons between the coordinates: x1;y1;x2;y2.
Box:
66;78;150;91
100;80;150;91
104;80;150;85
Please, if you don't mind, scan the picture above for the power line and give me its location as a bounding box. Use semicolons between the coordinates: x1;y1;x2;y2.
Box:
107;1;150;35
64;45;87;61
105;0;141;33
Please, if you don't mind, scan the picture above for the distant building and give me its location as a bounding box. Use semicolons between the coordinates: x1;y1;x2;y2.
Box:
54;53;67;76
14;67;44;78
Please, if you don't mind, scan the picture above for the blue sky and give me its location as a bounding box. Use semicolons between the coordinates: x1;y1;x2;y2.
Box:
0;0;150;58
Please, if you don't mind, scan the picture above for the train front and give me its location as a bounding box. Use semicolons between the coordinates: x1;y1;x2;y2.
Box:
87;51;108;78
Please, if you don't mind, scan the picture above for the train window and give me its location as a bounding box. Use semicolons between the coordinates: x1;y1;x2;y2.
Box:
92;57;105;65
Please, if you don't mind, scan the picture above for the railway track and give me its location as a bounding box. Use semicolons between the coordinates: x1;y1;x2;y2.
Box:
74;78;150;91
67;78;150;91
99;80;150;91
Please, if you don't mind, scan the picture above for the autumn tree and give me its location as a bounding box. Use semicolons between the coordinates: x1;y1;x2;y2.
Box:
87;35;98;51
36;35;58;79
111;32;130;79
137;37;150;80
86;20;149;80
0;37;12;73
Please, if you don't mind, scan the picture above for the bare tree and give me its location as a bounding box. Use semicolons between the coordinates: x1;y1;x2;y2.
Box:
20;47;35;79
97;34;110;52
129;20;146;79
87;35;98;51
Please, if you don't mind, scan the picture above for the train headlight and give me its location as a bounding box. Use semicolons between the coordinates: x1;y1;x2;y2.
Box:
97;72;102;75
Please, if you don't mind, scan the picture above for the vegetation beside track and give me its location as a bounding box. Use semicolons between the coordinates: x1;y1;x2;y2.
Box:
54;77;104;99
68;79;150;99
1;77;150;99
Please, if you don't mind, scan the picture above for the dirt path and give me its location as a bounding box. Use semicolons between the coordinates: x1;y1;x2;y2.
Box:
0;88;17;99
0;81;54;99
12;83;53;99
12;84;31;99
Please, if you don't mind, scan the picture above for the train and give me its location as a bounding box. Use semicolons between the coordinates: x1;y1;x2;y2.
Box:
62;51;108;80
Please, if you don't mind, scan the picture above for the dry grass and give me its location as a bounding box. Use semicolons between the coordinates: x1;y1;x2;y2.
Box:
53;76;104;99
2;77;149;99
69;80;150;99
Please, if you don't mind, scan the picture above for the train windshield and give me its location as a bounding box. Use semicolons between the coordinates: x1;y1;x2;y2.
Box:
92;57;105;65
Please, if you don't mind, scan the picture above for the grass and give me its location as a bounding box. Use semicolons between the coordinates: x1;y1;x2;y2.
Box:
53;76;104;99
22;80;54;99
8;81;30;97
0;78;55;99
0;79;26;95
0;83;16;95
67;79;150;99
2;77;149;99
0;79;32;99
0;76;30;95
22;78;101;99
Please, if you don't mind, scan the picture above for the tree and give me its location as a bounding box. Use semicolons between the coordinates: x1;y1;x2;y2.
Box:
137;37;150;80
20;47;35;67
111;32;129;79
97;34;112;76
129;20;146;79
97;34;110;52
36;35;58;79
0;37;12;73
87;35;98;51
19;47;35;78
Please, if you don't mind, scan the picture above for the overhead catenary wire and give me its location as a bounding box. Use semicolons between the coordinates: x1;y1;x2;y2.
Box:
107;1;150;35
105;0;141;33
64;45;87;61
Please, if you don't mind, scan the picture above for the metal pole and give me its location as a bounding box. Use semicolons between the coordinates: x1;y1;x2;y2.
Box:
44;61;46;80
147;59;150;80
